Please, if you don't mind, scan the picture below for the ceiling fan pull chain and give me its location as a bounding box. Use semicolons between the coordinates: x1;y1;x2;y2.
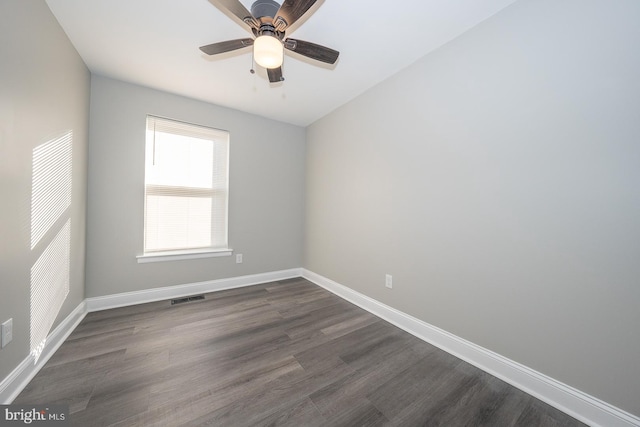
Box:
200;0;339;83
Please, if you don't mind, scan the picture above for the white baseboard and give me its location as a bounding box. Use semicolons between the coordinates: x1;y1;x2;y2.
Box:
0;301;87;404
85;268;303;312
302;269;640;427
0;268;301;404
4;268;637;427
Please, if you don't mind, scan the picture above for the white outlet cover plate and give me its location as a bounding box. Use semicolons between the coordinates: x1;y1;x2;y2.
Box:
1;318;13;348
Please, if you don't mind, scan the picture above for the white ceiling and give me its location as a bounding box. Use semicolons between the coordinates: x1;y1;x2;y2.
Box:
45;0;517;126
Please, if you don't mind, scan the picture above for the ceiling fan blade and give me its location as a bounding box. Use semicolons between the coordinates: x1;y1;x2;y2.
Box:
207;0;255;32
284;39;339;64
274;0;317;30
267;66;284;83
200;38;254;55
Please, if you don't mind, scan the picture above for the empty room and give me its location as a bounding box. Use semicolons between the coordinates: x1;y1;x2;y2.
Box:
1;0;639;426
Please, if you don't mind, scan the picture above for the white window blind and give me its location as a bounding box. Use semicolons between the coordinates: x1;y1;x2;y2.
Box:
144;116;229;254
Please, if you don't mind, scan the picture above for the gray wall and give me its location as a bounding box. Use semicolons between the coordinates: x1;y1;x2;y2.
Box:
0;0;90;381
305;0;640;416
86;76;305;297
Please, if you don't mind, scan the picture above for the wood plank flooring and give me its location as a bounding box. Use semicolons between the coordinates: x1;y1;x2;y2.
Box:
14;278;586;426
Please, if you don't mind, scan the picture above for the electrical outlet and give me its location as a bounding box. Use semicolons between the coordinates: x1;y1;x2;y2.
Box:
236;253;243;264
385;274;393;289
1;318;13;348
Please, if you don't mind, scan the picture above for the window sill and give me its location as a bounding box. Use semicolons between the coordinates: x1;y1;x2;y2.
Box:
137;248;233;263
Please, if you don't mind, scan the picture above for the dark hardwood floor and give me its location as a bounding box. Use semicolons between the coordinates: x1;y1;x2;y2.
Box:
14;278;586;426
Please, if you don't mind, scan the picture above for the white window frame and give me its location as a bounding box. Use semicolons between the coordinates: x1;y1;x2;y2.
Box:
137;115;231;263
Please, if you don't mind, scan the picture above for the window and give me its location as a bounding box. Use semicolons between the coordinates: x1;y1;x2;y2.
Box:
141;116;229;261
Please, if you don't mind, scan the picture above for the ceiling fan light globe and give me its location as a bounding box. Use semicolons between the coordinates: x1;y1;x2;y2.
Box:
254;35;283;69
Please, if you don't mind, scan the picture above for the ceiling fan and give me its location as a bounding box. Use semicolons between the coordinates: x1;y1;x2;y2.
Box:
200;0;339;83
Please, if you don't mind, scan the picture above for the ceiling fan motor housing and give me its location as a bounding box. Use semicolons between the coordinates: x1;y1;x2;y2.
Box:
251;0;280;19
200;0;340;82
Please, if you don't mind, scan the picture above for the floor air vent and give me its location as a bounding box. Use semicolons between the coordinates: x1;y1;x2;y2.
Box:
171;295;205;305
